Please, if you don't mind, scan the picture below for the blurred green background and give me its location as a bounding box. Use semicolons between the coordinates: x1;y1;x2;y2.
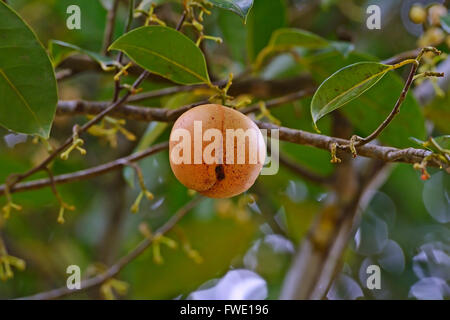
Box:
0;0;448;300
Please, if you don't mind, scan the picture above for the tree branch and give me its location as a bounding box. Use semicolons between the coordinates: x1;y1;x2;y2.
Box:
353;61;420;147
381;48;420;65
17;196;203;300
56;88;312;121
4;71;150;191
353;47;442;148
55;98;446;167
257;121;445;168
0;142;168;197
1;117;444;199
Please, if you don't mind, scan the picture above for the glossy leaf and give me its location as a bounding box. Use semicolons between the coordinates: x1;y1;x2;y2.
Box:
302;50;426;147
0;2;57;137
209;0;254;22
311;62;392;131
109;26;210;85
49;40;120;71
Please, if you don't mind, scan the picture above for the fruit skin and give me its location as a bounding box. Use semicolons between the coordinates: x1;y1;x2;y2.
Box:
409;4;427;24
169;104;266;199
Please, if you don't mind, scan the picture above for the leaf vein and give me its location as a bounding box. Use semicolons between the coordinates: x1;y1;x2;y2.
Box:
0;67;43;131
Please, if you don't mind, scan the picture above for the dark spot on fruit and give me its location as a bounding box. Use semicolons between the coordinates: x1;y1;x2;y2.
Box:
215;165;225;181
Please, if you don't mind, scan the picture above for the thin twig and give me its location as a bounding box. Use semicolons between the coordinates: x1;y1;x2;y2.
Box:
18;196;203;300
128;82;217;102
0;142;168;196
102;0;120;55
113;0;135;102
176;10;187;31
56;87;311;121
353;47;442;148
256;121;445;168
381;49;421;65
5;71;150;191
353;62;419;147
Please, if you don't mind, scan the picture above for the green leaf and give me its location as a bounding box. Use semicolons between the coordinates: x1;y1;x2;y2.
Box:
209;0;254;22
311;62;392;131
255;28;330;68
440;14;450;33
247;0;286;62
410;135;450;152
109;26;210;85
48;40;120;71
302;50;426;147
267;28;329;50
0;2;57;138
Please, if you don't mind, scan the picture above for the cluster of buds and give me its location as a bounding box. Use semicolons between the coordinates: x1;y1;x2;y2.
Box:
409;3;449;48
183;0;223;46
1;176;21;220
140;222;204;265
126;162;154;214
216;194;256;223
139;223;177;264
329;142;342;164
100;278;130;300
88;116;136;148
0;238;25;281
61;126;86;160
86;263;129;300
174;226;204;264
255;101;281;126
